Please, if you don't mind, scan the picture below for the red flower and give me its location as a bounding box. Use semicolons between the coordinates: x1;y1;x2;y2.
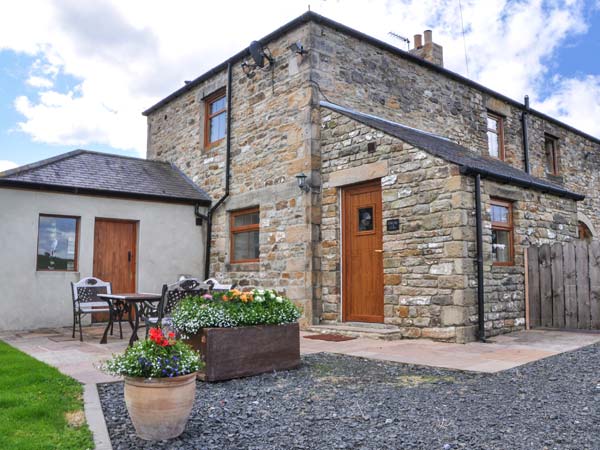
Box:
149;328;175;347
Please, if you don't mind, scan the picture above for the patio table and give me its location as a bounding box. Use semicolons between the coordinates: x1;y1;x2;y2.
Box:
97;293;161;346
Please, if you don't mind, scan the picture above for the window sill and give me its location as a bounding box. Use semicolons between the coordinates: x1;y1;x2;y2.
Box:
204;138;225;150
226;262;260;272
546;173;563;183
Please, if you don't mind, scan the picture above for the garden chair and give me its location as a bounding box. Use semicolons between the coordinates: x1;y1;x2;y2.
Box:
143;278;208;336
71;277;122;342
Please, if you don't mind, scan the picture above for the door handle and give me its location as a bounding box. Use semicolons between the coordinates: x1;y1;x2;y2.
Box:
374;249;384;253
128;251;132;262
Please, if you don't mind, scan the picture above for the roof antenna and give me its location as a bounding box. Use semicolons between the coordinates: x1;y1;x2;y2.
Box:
308;4;310;11
458;0;470;76
388;31;410;50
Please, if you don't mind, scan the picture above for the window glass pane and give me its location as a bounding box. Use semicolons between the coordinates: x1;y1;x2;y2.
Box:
233;211;259;227
209;112;226;142
37;216;77;270
487;131;499;158
487;116;497;131
210;96;226;114
545;138;556;172
358;207;374;231
492;229;510;262
233;230;259;261
491;204;509;223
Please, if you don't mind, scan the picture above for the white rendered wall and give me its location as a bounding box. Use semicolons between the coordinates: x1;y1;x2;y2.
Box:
0;187;206;331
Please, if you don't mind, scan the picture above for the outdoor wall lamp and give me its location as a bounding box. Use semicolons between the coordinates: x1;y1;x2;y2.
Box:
296;173;320;193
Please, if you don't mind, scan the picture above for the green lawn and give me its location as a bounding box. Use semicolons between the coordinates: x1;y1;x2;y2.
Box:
0;340;94;450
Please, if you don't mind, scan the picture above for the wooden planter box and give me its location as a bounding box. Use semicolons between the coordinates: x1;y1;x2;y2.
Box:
183;323;300;382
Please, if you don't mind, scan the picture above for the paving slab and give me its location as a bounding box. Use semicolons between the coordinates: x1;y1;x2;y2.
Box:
2;325;600;450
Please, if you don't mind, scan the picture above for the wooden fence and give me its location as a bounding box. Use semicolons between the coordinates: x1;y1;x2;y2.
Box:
527;241;600;330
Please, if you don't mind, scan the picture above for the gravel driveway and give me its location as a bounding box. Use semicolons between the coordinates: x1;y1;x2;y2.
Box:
99;343;600;450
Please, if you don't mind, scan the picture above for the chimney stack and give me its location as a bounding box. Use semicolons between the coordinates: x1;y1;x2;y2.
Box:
409;29;443;67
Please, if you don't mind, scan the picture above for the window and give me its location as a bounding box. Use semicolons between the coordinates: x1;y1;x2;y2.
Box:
486;112;504;159
230;207;259;263
544;134;559;175
490;199;513;265
36;214;79;271
204;88;226;147
578;221;593;241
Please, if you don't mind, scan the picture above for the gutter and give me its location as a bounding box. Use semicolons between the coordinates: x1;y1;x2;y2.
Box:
203;61;233;280
0;180;211;206
459;166;585;201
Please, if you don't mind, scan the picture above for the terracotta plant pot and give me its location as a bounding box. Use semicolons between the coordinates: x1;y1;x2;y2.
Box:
123;372;197;440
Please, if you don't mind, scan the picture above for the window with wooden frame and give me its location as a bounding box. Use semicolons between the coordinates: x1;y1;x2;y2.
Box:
578;221;593;241
204;88;227;148
486;112;505;160
544;134;559;175
490;199;513;265
36;214;80;271
230;207;260;263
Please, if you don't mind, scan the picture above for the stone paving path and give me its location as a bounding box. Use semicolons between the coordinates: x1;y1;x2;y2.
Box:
2;325;599;450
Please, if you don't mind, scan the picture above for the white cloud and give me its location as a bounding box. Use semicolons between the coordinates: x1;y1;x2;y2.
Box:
0;0;598;157
25;75;54;88
0;160;18;172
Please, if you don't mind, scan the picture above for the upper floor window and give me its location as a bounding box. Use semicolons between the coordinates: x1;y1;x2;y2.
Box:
490;199;513;265
544;134;559;175
37;214;79;271
486;112;504;160
578;221;593;241
204;88;226;147
230;207;259;263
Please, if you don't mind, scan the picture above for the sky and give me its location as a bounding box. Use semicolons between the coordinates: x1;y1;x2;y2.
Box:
1;0;599;172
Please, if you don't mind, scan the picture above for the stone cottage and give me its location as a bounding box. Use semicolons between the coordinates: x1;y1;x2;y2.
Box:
143;12;599;342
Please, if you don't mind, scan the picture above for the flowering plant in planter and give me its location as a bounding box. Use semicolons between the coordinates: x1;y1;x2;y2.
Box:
103;328;202;441
171;288;301;337
104;328;202;378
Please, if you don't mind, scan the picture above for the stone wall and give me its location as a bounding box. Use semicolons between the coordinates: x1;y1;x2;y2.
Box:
309;21;600;234
319;109;477;342
478;181;578;336
145;16;595;336
146;23;320;324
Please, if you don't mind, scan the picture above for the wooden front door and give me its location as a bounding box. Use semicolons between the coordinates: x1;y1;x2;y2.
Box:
342;180;384;323
93;219;137;321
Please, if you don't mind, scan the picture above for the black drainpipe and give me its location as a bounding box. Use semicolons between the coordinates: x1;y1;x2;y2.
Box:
522;95;530;174
475;174;486;342
203;61;233;280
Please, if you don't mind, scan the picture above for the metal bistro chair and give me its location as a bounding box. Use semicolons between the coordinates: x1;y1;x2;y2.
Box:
143;278;207;336
71;277;121;342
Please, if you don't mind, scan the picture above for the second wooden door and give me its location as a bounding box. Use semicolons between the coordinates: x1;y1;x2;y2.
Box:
342;180;384;323
93;219;137;321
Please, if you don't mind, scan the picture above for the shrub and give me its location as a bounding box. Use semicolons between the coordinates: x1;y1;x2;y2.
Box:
172;288;302;337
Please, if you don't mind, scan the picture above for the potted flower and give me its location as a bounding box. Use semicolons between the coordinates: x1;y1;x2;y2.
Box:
103;328;202;440
172;288;301;381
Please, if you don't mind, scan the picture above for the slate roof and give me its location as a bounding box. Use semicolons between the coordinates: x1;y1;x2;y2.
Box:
321;101;585;201
0;150;211;205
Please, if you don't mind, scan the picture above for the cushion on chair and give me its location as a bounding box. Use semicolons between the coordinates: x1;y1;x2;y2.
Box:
78;301;110;313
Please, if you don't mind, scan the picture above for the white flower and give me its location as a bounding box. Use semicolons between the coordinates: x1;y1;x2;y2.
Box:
276;296;283;303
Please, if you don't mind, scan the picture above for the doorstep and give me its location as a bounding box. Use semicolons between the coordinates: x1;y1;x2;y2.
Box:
305;323;404;340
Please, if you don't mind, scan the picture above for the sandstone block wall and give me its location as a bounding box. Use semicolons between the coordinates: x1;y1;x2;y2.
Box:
319;109;476;341
309;21;600;234
146;24;320;324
